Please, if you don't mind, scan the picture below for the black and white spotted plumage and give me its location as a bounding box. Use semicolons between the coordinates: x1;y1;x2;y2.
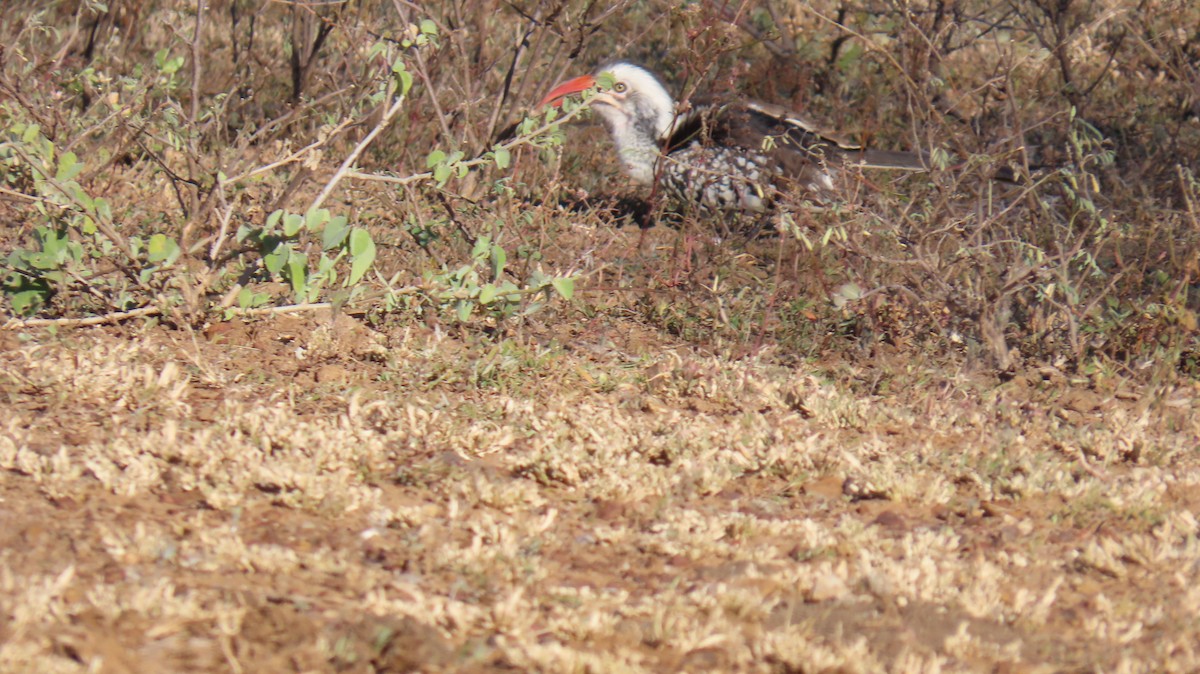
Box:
660;144;772;212
540;62;928;214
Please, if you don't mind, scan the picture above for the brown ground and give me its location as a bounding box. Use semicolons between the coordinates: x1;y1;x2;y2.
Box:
2;298;1198;673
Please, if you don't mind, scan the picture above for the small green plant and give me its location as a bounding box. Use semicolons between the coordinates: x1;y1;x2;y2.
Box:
233;207;376;307
1;12;584;326
423;235;573;322
1;121;162;316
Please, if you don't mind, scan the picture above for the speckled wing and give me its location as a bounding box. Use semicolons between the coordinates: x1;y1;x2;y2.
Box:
660;98;925;203
669;99;928;173
660;100;831;196
741;100;928;171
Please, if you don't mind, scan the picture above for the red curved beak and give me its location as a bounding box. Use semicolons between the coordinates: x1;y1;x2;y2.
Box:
538;74;597;108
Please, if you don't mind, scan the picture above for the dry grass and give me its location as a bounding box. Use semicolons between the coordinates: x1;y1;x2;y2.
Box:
3;0;1200;671
2;318;1200;672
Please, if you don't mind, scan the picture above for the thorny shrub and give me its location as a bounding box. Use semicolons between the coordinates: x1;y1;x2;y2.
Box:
0;0;1198;380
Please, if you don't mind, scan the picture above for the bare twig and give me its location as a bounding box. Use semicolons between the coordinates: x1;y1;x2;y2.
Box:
0;185;55;204
190;0;206;142
344;102;587;188
185;0;208;221
308;88;409;212
209;184;236;262
230;302;335;316
2;305;162;329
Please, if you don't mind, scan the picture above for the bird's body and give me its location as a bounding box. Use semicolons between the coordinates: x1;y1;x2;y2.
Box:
540;62;928;214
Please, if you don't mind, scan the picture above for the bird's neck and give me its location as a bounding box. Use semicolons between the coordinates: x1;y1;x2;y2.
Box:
612;133;660;185
596;102;677;185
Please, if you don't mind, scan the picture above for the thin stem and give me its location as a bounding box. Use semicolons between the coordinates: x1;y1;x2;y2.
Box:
308;88;409;212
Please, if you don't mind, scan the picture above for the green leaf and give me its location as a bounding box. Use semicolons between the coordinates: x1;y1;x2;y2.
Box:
237;287;252;308
493;146;511;170
322;216;350;250
27;251;59;270
287;258;307;300
456;300;473;321
471;235;491;260
349;227;372;256
490;245;506;279
264;244;290;274
305;207;331;232
479;283;498;305
426;150;446;168
551;277;575;300
10;289;47;316
433;163;451;185
317;253;337;275
41;230;68;258
147;233;180;264
348;229;376;285
265;210;284;231
419;19;438;36
162;56;185;76
396;68;415;95
66;240;84;263
56;152;82;182
283;213;305;237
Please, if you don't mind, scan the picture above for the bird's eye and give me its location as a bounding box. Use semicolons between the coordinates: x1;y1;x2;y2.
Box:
613;82;627;93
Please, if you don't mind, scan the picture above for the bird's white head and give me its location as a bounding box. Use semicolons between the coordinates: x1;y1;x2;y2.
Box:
540;61;677;184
